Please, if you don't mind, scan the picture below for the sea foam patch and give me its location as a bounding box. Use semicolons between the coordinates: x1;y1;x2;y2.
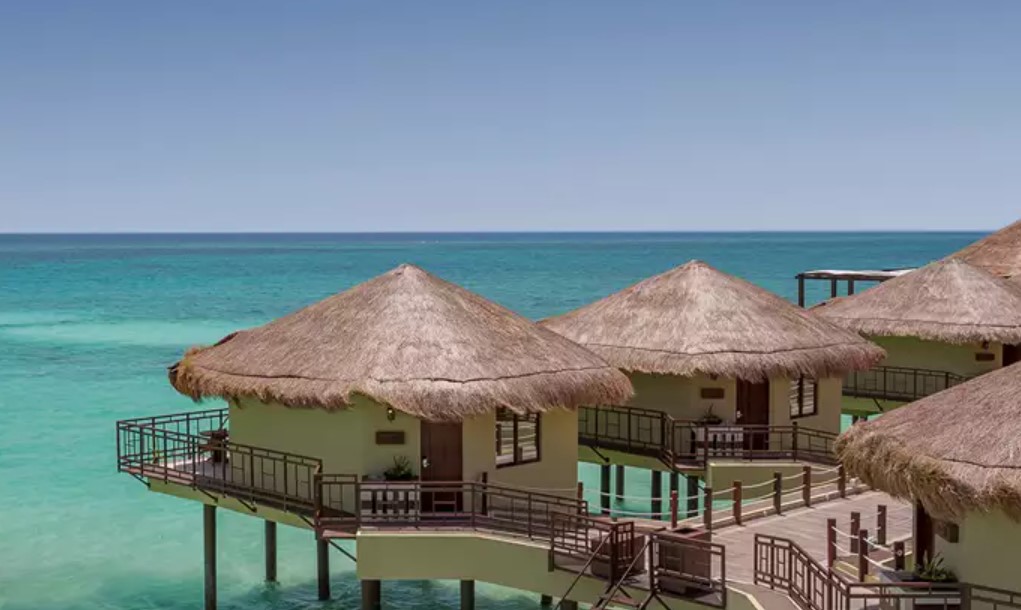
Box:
0;319;260;348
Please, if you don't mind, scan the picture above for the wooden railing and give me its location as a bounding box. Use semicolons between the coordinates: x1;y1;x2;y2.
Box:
316;476;589;542
754;534;1021;610
117;411;321;515
844;366;969;403
650;531;727;607
579;405;839;467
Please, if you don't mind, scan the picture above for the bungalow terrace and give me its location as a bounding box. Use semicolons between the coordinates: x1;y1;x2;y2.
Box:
815;259;1021;415
541;260;883;503
836;361;1021;591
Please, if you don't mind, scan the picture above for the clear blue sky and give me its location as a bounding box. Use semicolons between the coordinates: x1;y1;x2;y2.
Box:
2;1;1019;232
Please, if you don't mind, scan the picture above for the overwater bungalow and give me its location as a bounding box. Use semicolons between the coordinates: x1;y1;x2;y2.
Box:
814;259;1021;415
945;217;1021;279
836;362;1021;591
541;261;884;500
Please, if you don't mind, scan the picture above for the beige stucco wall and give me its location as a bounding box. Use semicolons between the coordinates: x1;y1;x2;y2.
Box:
462;408;578;495
357;530;757;610
627;372;842;438
230;396;422;480
628;373;736;422
934;509;1021;590
872;336;1002;377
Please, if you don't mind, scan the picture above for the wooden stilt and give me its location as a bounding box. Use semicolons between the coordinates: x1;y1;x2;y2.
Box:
361;579;381;610
317;538;330;600
460;580;475;610
264;521;277;583
669;472;679;496
614;465;625;501
561;601;579;610
540;594;553;606
600;464;611;515
686;476;699;518
204;505;216;610
651;470;663;520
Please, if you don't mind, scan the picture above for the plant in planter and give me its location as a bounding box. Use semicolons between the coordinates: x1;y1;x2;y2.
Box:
697;404;724;425
383;455;416;481
914;553;957;583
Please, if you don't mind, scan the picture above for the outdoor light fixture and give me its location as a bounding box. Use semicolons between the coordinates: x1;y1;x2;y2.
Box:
386;406;396;421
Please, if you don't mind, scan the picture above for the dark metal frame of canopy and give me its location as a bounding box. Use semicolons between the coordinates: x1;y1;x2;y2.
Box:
795;269;915;307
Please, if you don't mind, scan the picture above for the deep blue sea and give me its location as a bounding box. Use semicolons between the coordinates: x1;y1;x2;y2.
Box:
0;232;982;610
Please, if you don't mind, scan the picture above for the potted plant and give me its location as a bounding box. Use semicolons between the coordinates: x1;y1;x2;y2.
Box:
914;553;957;584
697;404;724;425
383;455;416;481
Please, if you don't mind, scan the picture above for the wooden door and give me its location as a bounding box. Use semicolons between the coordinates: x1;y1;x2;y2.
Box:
1004;344;1021;367
420;420;463;513
736;380;770;451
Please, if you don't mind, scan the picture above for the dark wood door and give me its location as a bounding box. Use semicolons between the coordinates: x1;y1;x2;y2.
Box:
736;380;770;451
1004;344;1021;366
420;420;463;513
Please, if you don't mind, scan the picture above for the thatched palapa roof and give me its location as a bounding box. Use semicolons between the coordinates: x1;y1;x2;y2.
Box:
170;264;633;421
815;258;1021;345
837;362;1021;521
540;260;884;381
946;218;1021;278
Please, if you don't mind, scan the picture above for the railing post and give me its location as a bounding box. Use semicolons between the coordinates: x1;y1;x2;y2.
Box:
609;523;620;583
838;464;847;498
791;421;799;460
772;473;783;515
576;481;584;503
600;464;611;516
669;491;678;528
849;512;861;554
703;487;713;531
826;518;837;568
702;425;710;465
651;470;663;520
802;465;812;507
733;481;743;525
877;505;887;545
857;528;869;582
893;541;906;571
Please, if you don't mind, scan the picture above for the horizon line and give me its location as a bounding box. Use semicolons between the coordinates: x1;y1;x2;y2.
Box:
0;228;993;236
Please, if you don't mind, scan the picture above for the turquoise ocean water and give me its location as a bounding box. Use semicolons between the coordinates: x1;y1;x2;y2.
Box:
0;232;981;610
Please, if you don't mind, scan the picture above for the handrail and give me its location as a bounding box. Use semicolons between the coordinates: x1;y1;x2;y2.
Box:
752;534;1021;610
844;365;970;402
551;536;611;610
580;404;839;468
593;536;654;610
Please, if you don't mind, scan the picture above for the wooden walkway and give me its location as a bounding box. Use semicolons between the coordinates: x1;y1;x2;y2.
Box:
711;490;912;609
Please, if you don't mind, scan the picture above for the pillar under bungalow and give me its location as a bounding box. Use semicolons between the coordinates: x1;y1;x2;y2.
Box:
361;579;381;610
600;464;611;515
669;472;679;497
264;521;277;583
317;538;330;600
686;476;700;518
460;580;475;610
540;594;553;606
614;464;625;501
651;471;663;520
562;600;579;610
203;505;216;610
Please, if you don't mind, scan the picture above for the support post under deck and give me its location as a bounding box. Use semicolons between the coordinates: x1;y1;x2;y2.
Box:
264;521;277;583
460;580;475;610
317;538;330;600
561;601;579;610
361;579;381;610
540;594;553;606
686;476;700;518
600;464;611;515
204;505;217;610
651;470;663;520
614;465;625;501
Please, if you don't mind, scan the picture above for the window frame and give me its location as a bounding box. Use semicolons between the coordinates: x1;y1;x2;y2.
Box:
790;377;819;419
495;408;542;468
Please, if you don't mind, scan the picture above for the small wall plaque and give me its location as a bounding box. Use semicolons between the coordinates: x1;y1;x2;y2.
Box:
700;388;725;399
375;431;406;445
975;352;996;362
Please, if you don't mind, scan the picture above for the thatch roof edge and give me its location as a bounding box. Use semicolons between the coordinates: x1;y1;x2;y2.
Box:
822;316;1021;345
836;426;1021;522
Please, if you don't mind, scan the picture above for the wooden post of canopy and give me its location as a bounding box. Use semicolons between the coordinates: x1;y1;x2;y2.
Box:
651;470;663;520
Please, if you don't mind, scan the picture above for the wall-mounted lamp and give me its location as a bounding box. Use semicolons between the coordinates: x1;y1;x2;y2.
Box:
386;406;396;421
981;341;990;351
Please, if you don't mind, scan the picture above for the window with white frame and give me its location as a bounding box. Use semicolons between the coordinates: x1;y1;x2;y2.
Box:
789;377;818;418
495;408;541;467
